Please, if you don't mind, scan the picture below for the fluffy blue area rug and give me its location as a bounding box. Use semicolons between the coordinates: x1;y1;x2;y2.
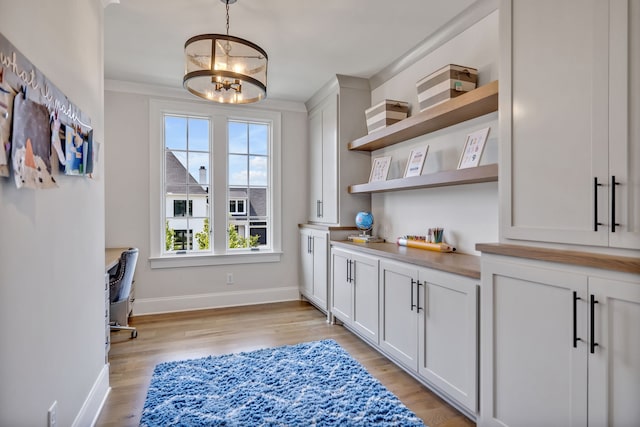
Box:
140;339;425;426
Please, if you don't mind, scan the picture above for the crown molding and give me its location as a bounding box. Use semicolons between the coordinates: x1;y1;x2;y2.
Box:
104;79;307;113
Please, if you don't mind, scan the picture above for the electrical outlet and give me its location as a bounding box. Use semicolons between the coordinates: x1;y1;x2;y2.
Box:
48;401;57;427
226;273;234;285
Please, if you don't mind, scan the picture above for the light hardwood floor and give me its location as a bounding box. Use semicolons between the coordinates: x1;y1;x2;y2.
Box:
96;300;475;427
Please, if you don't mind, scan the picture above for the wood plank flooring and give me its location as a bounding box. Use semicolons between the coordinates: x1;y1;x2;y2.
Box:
95;300;475;427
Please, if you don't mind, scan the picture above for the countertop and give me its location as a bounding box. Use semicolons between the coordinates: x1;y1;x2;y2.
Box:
331;240;481;279
476;243;640;275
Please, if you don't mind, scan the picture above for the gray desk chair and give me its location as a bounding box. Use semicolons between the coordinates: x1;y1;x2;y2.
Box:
109;248;139;339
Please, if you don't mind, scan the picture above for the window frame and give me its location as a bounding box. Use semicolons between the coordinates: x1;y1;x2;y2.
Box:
149;99;282;269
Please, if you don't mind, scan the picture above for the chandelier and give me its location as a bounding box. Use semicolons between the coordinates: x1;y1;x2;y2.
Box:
184;0;268;104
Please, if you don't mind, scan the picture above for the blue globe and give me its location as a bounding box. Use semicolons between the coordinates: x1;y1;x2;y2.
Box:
355;211;374;233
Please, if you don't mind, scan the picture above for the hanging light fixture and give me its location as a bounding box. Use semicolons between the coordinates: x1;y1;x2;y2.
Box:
184;0;268;104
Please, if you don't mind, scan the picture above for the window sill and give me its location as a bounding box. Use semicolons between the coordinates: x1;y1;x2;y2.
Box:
149;250;282;269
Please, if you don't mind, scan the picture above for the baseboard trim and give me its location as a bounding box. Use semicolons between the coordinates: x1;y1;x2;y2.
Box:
133;286;300;315
72;364;110;427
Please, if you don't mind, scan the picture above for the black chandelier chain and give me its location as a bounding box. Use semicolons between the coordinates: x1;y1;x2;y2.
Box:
225;1;230;36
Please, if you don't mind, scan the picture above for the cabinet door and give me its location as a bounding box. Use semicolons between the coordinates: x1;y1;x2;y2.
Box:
501;0;610;246
320;94;338;224
588;275;640;426
418;268;478;413
299;230;313;297
351;253;379;344
379;259;418;370
331;248;352;323
608;0;640;249
311;232;328;308
308;110;323;222
480;258;588;427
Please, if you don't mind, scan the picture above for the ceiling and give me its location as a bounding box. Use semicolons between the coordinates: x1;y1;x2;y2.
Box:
104;0;476;104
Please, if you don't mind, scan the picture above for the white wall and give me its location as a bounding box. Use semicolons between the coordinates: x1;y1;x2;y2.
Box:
0;1;107;426
105;88;308;314
370;11;499;255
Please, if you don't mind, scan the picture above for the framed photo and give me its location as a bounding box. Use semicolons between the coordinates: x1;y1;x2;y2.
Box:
369;156;392;182
403;146;429;178
457;127;490;169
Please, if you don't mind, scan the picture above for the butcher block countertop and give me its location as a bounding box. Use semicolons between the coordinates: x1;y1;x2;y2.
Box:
331;240;481;279
476;243;640;275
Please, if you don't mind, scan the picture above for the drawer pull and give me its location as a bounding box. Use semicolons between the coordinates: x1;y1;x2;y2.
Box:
590;294;599;354
573;291;582;348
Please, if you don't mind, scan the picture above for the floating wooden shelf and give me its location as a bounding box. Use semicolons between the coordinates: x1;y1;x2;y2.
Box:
348;163;498;194
348;80;499;152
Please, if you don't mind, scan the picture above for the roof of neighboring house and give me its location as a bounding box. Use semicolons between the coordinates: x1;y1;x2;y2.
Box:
229;187;267;217
165;151;208;195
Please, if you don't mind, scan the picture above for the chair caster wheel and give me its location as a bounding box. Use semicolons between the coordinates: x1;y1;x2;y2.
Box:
131;330;138;339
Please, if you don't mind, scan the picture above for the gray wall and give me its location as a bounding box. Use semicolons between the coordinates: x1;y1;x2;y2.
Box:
104;89;308;313
0;0;106;426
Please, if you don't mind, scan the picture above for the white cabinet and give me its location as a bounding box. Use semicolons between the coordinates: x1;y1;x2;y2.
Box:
379;258;478;414
480;254;640;427
331;247;379;344
500;0;640;249
306;75;371;225
379;259;419;368
588;276;640;426
418;267;478;413
308;96;338;223
299;228;328;311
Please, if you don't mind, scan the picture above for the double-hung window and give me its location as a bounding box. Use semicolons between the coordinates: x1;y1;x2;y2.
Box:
149;99;281;268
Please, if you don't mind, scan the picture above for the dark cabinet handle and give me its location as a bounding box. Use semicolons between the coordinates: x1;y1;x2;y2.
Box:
573;292;582;348
416;280;423;313
318;200;323;218
611;176;620;232
593;177;603;231
410;279;416;311
352;260;356;284
346;259;351;283
590;294;599;354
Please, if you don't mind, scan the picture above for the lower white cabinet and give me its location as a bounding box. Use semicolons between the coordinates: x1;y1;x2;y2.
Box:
379;258;478;414
300;228;328;311
480;255;640;427
331;247;379;344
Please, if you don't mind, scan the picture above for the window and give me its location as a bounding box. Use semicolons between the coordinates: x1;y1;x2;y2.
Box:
173;229;193;250
174;200;193;217
163;115;210;253
228;121;270;250
150;99;282;268
229;199;246;215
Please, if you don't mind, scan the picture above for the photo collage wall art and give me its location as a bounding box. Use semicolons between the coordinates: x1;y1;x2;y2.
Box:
0;32;95;190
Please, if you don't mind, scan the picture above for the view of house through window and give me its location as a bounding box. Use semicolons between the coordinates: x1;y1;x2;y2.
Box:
162;114;271;254
228;120;270;249
164;115;210;253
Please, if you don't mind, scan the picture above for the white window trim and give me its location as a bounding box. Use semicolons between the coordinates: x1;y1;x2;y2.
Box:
149;98;282;268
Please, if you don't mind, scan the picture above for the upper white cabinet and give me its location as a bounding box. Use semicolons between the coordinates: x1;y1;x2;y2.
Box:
500;0;640;249
306;75;371;225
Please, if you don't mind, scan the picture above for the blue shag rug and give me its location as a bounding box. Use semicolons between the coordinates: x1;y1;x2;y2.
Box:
139;339;425;426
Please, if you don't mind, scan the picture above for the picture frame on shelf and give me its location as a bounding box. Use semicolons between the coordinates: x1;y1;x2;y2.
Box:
369;156;392;182
403;146;429;178
457;127;490;169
